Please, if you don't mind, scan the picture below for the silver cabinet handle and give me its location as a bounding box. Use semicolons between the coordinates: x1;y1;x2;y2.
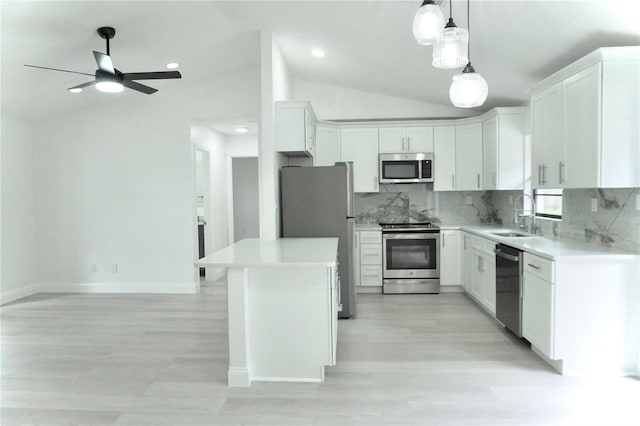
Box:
442;234;445;248
407;137;411;152
451;174;455;189
492;172;496;187
477;173;480;189
401;136;405;152
559;162;565;184
478;256;482;272
538;164;542;185
542;164;547;185
527;263;541;270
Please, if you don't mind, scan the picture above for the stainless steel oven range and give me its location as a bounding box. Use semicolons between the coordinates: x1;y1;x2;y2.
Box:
380;223;440;294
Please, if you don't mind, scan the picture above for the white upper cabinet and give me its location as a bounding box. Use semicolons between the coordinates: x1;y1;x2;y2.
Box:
482;108;526;190
531;83;564;188
275;101;316;156
340;128;379;193
433;126;456;191
455;121;483;191
378;126;434;153
529;47;640;189
314;124;341;167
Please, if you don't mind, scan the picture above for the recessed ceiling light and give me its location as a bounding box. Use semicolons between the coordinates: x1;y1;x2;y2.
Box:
311;49;325;58
166;62;179;69
235;127;249;134
68;88;82;93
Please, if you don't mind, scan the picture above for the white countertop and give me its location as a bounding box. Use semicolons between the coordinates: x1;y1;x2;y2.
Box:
455;225;639;260
195;238;339;268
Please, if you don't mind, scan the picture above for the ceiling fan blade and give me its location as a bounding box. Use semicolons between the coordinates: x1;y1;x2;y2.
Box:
68;80;97;91
93;51;115;74
24;64;94;76
122;71;182;80
122;79;157;95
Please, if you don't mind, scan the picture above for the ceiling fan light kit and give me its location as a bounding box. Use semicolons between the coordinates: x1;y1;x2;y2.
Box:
412;0;445;46
25;26;182;95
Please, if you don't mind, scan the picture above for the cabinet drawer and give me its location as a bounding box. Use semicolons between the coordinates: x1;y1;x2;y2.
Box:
360;244;382;265
359;231;382;244
360;265;382;286
523;252;555;283
470;235;494;254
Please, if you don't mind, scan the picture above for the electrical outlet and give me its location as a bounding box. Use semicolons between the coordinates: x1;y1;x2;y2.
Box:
112;264;118;273
636;194;640;211
91;264;97;273
591;198;598;212
466;196;473;205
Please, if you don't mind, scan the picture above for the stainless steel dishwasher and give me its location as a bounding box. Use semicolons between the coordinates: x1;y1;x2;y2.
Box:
494;244;523;337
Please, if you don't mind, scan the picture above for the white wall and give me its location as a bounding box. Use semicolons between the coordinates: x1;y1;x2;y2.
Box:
293;79;472;120
232;157;260;242
259;32;292;240
1;117;37;303
30;65;260;293
225;134;259;158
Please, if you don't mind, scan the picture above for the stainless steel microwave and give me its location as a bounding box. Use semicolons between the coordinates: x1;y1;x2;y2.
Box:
379;153;433;184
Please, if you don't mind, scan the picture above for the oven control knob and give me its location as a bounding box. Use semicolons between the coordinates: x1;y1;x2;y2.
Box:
410;271;414;275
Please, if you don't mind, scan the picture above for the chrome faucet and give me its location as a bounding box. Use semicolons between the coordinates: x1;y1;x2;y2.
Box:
513;194;537;234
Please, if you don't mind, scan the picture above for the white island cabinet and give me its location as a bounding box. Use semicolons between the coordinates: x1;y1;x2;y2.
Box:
196;238;339;387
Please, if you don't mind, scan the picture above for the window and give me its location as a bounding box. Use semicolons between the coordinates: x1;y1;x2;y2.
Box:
534;189;563;219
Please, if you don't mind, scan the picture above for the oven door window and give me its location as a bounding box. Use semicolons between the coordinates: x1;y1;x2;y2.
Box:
381;161;419;180
385;238;437;270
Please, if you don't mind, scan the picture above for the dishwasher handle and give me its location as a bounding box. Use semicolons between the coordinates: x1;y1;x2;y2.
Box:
494;248;520;262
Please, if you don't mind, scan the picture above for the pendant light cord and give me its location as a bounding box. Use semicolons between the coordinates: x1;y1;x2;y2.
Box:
467;0;471;62
449;0;453;19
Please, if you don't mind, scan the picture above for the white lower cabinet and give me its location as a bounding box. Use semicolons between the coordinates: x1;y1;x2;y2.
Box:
355;229;382;288
522;272;555;359
440;230;461;286
466;236;496;315
461;233;473;292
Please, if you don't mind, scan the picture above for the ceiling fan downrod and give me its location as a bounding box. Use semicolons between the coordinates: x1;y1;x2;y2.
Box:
97;26;116;56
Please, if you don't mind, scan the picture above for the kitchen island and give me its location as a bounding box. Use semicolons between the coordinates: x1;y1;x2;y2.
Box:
196;237;339;387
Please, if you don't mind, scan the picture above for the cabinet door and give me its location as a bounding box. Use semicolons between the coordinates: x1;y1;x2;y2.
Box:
360;265;382;286
483;254;496;314
455;122;483;190
523;273;555;358
546;83;564;187
276;107;306;152
433;126;456;191
315;125;341;167
470;251;484;299
341;128;379;193
406;127;434;153
563;63;601;188
378;128;405;153
461;234;472;291
440;230;460;286
482;116;498;190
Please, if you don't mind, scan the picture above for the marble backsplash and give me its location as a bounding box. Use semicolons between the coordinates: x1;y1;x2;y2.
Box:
533;188;640;253
354;185;640;253
354;184;520;227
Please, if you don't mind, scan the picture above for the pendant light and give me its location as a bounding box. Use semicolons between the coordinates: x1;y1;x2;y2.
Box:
412;1;445;46
432;0;468;69
449;0;488;108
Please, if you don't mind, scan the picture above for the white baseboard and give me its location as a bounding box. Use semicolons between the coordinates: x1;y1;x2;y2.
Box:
0;284;40;305
37;282;199;295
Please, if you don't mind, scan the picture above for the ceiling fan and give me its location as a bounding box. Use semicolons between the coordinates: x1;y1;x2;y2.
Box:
24;26;181;94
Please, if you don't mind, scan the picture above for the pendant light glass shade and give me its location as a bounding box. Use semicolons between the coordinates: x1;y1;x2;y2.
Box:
449;64;488;108
432;21;469;69
412;1;445;45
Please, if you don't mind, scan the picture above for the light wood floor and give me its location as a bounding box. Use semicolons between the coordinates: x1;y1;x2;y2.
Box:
1;280;639;425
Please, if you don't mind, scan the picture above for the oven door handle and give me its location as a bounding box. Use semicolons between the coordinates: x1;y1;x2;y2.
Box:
383;233;440;240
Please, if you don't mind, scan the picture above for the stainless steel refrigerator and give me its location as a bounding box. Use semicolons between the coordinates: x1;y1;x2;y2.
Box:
280;163;356;319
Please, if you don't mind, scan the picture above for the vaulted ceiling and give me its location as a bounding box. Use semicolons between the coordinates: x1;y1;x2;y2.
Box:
2;1;639;121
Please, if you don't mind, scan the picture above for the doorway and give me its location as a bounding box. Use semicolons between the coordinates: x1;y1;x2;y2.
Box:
231;157;260;242
195;148;211;277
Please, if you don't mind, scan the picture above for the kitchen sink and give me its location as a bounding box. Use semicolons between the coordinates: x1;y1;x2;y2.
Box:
491;231;531;238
